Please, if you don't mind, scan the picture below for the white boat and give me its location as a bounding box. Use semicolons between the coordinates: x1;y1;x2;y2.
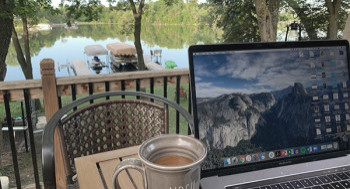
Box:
83;45;110;74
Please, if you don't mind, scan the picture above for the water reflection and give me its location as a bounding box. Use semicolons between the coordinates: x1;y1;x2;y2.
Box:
5;24;221;81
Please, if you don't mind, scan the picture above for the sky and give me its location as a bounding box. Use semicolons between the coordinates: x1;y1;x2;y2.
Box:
193;48;348;98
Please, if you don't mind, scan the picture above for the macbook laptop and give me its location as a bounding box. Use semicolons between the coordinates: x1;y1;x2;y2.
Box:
188;40;350;189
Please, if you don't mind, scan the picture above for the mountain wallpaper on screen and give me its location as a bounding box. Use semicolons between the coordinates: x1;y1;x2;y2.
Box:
199;82;332;169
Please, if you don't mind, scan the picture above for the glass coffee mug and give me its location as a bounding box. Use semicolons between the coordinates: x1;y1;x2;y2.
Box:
112;134;207;189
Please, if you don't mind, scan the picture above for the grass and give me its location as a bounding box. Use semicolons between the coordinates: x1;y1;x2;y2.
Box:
0;102;26;121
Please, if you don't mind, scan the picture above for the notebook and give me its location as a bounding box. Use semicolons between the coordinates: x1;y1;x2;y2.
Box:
188;40;350;189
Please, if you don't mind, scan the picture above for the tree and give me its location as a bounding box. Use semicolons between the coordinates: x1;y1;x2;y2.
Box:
0;0;54;82
209;0;281;42
344;14;350;40
284;0;319;40
0;0;14;81
208;0;260;42
254;0;281;42
129;0;146;70
65;0;147;70
11;0;39;80
325;0;341;39
286;0;350;40
11;1;55;112
108;0;146;70
0;0;15;169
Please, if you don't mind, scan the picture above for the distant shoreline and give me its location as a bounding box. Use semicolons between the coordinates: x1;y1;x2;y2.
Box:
14;22;209;29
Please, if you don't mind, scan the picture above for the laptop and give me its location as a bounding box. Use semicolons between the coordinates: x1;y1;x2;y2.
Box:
188;40;350;189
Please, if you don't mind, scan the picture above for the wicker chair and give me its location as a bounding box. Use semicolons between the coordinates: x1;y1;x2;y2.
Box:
42;91;194;189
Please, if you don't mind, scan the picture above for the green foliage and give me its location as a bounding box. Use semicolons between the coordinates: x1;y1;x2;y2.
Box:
133;0;211;25
208;0;350;41
285;0;349;39
13;19;23;27
5;43;19;67
16;1;39;15
99;6;134;25
163;0;180;7
32;1;212;27
141;24;221;48
279;11;294;22
113;0;131;11
64;0;103;25
12;0;55;26
208;0;260;43
35;8;64;23
44;1;210;25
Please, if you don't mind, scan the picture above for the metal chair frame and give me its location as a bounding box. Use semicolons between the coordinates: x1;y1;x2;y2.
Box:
42;91;194;188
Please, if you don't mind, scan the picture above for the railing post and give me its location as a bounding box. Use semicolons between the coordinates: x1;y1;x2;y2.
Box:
40;59;68;188
40;59;59;120
3;91;21;189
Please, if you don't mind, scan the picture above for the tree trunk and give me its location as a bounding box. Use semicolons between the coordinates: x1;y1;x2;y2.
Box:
0;0;15;168
254;0;280;42
325;0;341;39
0;122;2;168
286;0;318;40
134;15;145;70
13;27;40;111
0;59;6;82
0;1;14;81
343;14;350;40
20;0;33;78
19;0;34;79
12;29;28;75
268;0;280;41
129;0;146;70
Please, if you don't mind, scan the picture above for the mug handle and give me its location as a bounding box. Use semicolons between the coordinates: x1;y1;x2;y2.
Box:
112;158;147;189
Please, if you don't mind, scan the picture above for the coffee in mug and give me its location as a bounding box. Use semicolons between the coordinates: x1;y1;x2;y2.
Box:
152;155;194;166
112;134;207;189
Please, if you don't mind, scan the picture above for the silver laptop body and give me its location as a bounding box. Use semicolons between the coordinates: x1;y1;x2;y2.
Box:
188;40;350;189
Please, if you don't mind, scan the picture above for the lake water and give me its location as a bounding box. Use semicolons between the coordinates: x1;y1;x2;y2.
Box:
5;24;221;81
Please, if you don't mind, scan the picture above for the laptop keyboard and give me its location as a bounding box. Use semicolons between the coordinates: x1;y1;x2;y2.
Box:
256;171;350;189
226;167;350;189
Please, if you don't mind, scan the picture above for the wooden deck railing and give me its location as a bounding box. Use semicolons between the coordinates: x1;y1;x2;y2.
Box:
0;59;190;103
0;59;191;188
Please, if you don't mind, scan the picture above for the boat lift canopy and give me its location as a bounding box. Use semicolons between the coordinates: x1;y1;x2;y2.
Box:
106;42;137;56
84;45;108;56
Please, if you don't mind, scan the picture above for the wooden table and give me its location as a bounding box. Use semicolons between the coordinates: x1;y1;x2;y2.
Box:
75;145;144;189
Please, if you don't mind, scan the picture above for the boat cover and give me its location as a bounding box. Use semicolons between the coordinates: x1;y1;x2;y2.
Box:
84;45;108;56
106;42;137;56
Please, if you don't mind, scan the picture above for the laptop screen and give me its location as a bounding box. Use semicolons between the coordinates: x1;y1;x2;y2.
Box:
189;41;350;176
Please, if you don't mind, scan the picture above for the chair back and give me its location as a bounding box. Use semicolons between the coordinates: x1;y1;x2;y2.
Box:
60;99;168;172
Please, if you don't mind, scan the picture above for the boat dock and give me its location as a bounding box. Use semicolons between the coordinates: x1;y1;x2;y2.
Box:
145;62;164;70
71;60;92;76
70;55;164;76
144;55;164;70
